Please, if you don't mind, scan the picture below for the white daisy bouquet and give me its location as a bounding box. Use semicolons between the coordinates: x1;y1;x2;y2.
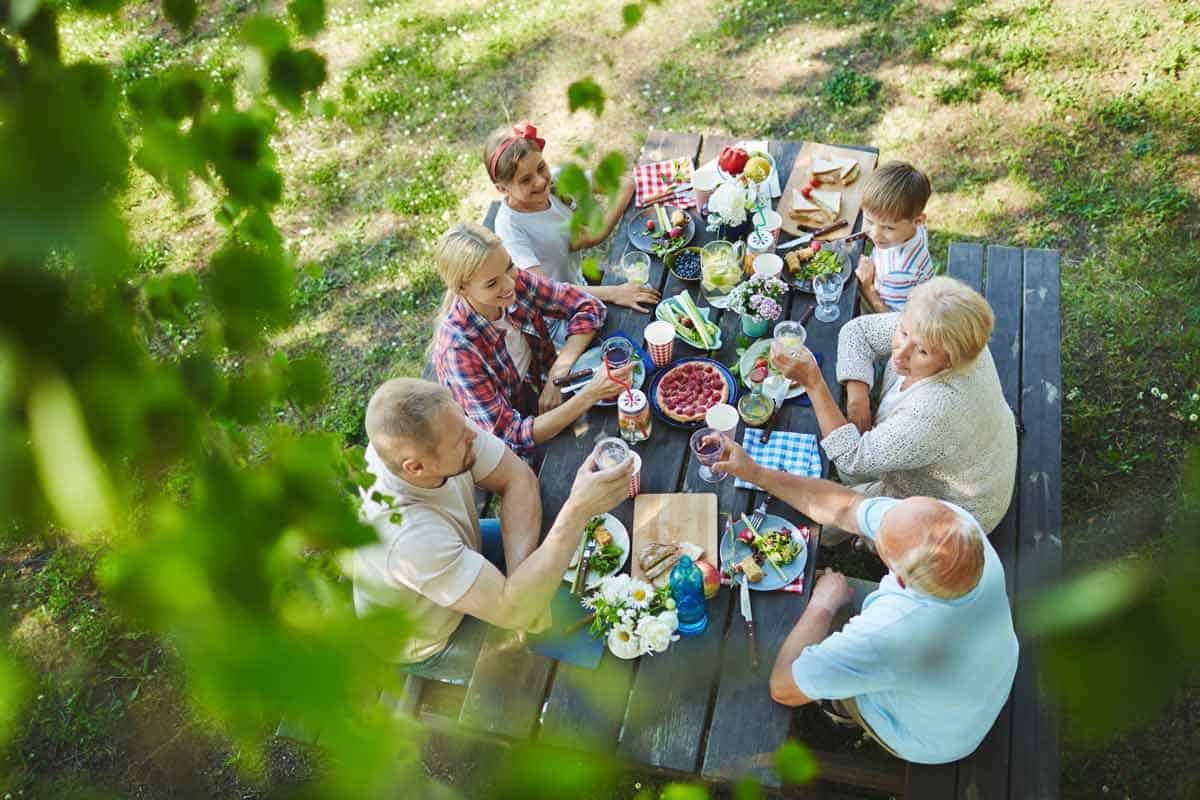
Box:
705;178;757;232
582;574;679;659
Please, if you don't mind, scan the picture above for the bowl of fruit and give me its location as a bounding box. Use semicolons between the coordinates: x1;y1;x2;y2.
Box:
628;205;696;258
663;246;702;282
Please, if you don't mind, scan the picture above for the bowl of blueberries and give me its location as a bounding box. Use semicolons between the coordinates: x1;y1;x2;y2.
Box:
664;246;702;283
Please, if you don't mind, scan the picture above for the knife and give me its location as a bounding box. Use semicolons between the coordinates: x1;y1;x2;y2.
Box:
777;219;850;250
553;368;593;387
572;539;596;596
740;571;759;671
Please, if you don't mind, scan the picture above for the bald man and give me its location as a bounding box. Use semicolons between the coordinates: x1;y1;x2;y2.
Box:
353;378;632;680
713;438;1018;765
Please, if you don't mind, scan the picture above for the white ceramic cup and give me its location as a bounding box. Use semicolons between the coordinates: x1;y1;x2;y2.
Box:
752;253;784;279
704;403;739;435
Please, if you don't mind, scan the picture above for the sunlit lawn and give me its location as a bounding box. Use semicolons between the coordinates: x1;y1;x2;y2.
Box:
6;0;1197;796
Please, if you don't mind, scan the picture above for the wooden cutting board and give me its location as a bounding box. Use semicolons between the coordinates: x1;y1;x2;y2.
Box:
776;142;879;239
631;492;719;581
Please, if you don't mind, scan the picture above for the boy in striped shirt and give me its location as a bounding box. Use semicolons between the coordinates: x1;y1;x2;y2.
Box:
855;162;934;313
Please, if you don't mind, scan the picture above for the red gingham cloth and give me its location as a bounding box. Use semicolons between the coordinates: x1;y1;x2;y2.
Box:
634;157;696;209
720;524;811;594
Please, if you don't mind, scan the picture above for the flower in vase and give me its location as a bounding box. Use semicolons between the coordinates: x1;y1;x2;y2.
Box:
635;614;674;654
608;624;642;659
754;297;782;321
706;179;755;230
658;609;679;632
627;578;655;609
599;573;633;605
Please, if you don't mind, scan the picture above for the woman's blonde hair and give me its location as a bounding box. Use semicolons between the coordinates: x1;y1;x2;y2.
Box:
904;276;994;368
433;222;503;321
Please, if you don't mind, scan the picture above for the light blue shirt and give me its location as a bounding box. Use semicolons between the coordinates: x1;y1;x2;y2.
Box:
792;497;1019;764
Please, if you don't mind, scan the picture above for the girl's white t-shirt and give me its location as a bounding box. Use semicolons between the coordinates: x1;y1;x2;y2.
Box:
494;194;584;286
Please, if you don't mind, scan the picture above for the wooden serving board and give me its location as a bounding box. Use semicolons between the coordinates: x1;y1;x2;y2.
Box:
776;142;879;239
631;492;719;581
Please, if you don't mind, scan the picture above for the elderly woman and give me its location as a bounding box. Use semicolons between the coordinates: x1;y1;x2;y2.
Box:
774;276;1016;534
431;222;630;460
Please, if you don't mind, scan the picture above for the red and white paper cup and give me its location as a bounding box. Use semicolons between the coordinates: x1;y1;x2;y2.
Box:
644;321;675;369
628;451;643;498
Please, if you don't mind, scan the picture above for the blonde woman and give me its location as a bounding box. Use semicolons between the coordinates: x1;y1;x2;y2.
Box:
431;223;631;460
772;277;1017;534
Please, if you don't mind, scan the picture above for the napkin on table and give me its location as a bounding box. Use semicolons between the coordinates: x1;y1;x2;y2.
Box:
734;430;822;491
634;158;696;209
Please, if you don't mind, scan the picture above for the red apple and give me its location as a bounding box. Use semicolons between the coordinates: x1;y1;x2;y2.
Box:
695;558;721;599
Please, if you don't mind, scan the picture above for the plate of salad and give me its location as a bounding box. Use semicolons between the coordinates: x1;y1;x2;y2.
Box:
719;513;808;592
654;290;723;351
784;244;852;293
738;339;807;400
628;205;696;258
563;513;630;590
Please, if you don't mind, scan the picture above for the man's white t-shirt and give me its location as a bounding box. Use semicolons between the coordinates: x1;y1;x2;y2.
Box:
494;195;584;286
352;421;505;663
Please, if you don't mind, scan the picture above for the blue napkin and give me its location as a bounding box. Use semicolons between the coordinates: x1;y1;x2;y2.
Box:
528;584;605;669
734;430;822;491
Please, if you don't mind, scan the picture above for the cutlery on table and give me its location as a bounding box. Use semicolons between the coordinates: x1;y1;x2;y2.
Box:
553;368;593;387
740;569;759;671
638;183;693;208
777;219;850;250
571;537;596;596
748;500;769;533
759;405;779;445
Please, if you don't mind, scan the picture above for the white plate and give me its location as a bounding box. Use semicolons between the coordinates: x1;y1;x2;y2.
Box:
738;339;807;400
654;298;724;350
561;345;646;406
563;513;631;590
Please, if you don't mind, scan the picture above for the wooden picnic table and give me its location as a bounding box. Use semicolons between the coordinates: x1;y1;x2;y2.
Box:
455;129;888;793
418;129;1062;799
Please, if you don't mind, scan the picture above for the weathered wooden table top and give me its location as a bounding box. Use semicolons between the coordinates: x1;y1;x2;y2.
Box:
446;129;880;790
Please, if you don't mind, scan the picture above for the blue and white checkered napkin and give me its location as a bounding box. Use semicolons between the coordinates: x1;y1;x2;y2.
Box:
734;430;822;490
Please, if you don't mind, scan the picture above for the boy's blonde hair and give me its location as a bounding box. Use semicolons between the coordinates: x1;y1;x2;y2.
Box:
904;276;994;368
862;161;931;221
433;222;502;319
484;126;543;185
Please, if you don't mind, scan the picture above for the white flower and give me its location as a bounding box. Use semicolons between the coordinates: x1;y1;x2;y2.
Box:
600;574;633;605
627;578;655;609
636;615;674;653
1150;386;1161;397
658;609;679;632
1190;414;1198;422
1161;393;1169;401
607;624;642;659
708;179;754;226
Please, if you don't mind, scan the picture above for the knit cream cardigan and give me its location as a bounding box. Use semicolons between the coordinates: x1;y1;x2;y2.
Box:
824;312;1018;533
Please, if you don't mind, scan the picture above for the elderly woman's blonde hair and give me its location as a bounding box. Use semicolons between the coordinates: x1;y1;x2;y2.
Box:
433;222;503;320
904;276;994;368
881;500;985;600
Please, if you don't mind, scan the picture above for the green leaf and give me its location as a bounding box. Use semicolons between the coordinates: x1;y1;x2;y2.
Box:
206;244;295;349
556;163;591;198
567;78;605;116
594;151;626;198
236;208;283;250
622;3;642;28
774;740;817;784
269;48;328;111
241;16;290;59
288;0;325;37
660;784;708;800
28;373;117;537
0;654;28;746
284;353;329;409
8;0;41;29
733;777;763;800
163;0;198;33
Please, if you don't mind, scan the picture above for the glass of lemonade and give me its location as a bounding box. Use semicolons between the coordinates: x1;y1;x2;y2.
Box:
773;321;807;358
700;240;743;308
621;251;651;287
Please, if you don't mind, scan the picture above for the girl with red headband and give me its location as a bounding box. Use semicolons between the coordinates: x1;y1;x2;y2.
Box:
485;122;659;337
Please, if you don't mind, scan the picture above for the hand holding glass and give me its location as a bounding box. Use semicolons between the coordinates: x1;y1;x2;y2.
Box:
690;427;727;483
621;251;651;287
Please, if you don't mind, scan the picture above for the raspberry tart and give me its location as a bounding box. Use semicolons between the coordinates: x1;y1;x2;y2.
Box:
654;361;731;424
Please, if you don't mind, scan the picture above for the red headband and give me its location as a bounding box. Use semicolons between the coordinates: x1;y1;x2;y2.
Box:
488;120;546;182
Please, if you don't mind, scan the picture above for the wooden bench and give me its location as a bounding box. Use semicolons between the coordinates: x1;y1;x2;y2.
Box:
904;243;1063;800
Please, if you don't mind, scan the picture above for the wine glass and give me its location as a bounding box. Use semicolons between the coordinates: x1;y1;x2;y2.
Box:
690;427;726;483
772;320;807;358
813;273;843;323
601;337;632;370
592;436;631;472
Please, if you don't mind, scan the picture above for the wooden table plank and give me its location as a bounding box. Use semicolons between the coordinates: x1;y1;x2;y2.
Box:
703;139;872;789
950;244;1023;800
536;128;703;753
1010;248;1062;800
946;241;984;290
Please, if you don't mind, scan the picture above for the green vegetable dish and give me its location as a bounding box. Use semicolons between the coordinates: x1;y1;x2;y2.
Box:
803;249;843;282
755;528;801;565
583;516;624;575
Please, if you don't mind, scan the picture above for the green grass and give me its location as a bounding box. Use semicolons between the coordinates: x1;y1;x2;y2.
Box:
17;0;1200;797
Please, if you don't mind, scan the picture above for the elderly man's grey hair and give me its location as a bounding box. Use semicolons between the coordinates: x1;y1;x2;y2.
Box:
365;378;454;454
882;499;985;600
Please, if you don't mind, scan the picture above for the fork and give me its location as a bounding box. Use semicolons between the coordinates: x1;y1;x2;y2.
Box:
748;499;769;532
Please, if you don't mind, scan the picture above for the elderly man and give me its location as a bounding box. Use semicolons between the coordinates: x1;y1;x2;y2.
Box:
353;378;632;682
713;438;1018;765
